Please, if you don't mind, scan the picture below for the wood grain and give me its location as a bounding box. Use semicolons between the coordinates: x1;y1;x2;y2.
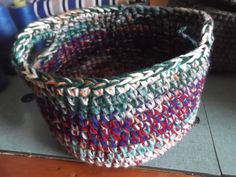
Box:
0;154;196;177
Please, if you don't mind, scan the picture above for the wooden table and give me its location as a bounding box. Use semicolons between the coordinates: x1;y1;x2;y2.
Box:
0;154;198;177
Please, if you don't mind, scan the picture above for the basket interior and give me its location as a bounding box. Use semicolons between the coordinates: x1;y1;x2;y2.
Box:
35;9;203;79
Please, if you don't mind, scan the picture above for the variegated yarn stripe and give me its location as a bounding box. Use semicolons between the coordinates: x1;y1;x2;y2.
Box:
12;5;214;167
38;77;204;167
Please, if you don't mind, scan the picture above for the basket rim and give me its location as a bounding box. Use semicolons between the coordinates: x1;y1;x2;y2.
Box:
12;5;214;90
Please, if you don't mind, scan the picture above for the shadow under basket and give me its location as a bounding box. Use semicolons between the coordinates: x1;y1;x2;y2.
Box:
13;5;214;167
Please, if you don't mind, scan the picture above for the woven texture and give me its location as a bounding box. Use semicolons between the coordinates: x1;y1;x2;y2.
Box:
13;5;214;167
198;0;236;9
169;0;236;72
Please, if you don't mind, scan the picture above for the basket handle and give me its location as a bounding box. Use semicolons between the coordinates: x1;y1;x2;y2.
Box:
12;19;60;66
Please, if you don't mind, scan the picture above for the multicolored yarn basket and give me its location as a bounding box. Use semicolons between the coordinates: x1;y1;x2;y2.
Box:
169;0;236;72
13;5;214;167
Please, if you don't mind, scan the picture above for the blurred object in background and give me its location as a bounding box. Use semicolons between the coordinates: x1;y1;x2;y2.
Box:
129;0;147;4
9;0;37;31
0;4;18;74
0;4;17;38
0;4;18;91
0;0;12;5
150;0;168;6
12;0;27;6
28;0;149;18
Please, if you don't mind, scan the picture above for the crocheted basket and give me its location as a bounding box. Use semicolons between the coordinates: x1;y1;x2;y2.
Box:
169;0;236;72
13;5;214;167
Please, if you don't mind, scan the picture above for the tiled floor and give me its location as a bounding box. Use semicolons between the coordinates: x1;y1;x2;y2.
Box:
0;74;235;176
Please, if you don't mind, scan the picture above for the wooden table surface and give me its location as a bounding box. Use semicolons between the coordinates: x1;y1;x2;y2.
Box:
0;154;197;177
